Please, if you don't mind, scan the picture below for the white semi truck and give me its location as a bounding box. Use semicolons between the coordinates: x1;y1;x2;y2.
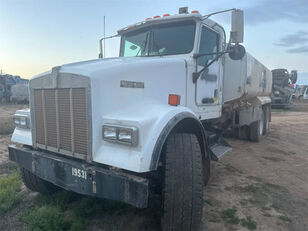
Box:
9;8;272;231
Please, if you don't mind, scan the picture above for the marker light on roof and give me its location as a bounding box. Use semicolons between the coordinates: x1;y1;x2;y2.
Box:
163;14;170;17
191;10;199;14
153;15;160;18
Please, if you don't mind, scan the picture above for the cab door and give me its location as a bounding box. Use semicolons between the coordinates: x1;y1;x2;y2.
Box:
195;26;222;106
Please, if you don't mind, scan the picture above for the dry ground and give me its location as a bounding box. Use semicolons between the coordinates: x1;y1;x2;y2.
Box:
0;102;307;231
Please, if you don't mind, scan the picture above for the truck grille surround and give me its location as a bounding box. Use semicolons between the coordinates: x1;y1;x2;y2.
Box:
33;88;88;159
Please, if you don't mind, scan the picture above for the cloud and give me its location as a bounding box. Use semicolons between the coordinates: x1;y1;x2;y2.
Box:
287;46;308;54
244;0;308;24
274;31;308;54
275;31;308;47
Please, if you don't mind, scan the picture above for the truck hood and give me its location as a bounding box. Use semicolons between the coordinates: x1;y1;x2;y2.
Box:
32;56;186;81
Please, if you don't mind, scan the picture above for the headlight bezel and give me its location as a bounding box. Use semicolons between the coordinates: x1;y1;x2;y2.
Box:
13;114;30;129
102;124;138;146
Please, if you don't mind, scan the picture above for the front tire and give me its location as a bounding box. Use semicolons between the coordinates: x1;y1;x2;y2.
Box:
21;168;59;194
162;133;203;231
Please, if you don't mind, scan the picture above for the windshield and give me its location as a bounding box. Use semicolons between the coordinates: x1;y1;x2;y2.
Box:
120;20;196;57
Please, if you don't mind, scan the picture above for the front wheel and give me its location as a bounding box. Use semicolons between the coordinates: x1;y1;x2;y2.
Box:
162;133;204;231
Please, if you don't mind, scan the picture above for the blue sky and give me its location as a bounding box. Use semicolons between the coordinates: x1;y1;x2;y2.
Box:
0;0;307;84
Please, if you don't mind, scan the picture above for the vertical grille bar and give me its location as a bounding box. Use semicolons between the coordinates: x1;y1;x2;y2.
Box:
44;89;57;147
72;88;88;155
58;89;72;152
41;90;48;146
55;89;60;149
34;90;45;145
69;88;75;153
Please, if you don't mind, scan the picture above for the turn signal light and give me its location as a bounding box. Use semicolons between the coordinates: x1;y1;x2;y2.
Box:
153;15;160;18
163;14;170;17
168;94;181;106
191;10;199;14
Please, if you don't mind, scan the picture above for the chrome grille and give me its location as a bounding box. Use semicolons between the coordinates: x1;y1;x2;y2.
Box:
34;88;88;159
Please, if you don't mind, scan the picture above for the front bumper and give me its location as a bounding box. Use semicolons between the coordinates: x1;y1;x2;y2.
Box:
8;145;149;208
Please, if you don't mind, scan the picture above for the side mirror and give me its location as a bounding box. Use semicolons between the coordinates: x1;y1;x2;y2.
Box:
231;9;244;44
228;44;246;60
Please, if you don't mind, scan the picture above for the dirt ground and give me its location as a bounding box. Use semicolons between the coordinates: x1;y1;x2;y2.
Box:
0;102;307;231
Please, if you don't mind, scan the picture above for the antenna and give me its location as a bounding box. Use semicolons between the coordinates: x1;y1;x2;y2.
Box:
104;16;106;58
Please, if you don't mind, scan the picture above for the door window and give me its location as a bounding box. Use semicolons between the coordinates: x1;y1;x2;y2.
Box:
198;27;219;66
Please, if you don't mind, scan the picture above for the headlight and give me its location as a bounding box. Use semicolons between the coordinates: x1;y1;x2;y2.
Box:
14;114;30;129
102;124;138;146
274;91;280;96
103;126;117;140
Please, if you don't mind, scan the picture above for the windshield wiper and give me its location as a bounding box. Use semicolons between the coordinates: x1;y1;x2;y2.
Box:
149;31;163;56
136;32;149;56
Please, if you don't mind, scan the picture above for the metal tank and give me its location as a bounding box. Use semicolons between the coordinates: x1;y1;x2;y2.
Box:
223;53;272;104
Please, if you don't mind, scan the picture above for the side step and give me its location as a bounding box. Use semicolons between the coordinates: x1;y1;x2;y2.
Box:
207;132;232;161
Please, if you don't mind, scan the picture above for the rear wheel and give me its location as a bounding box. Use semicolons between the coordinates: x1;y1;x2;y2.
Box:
263;107;269;135
162;133;203;231
238;126;249;140
249;112;264;142
21;168;59;194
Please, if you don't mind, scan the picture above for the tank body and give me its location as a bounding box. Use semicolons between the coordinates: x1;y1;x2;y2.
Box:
223;53;272;104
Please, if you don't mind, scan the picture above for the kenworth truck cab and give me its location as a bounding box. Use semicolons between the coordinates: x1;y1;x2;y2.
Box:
9;8;272;231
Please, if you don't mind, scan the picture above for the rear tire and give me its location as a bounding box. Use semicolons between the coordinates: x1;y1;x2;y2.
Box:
263;107;269;135
21;168;59;194
162;133;203;231
238;126;249;140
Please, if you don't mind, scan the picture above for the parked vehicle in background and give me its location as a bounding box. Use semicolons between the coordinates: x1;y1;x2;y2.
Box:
0;74;29;103
270;69;297;109
295;85;308;101
301;87;308;101
8;8;272;231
